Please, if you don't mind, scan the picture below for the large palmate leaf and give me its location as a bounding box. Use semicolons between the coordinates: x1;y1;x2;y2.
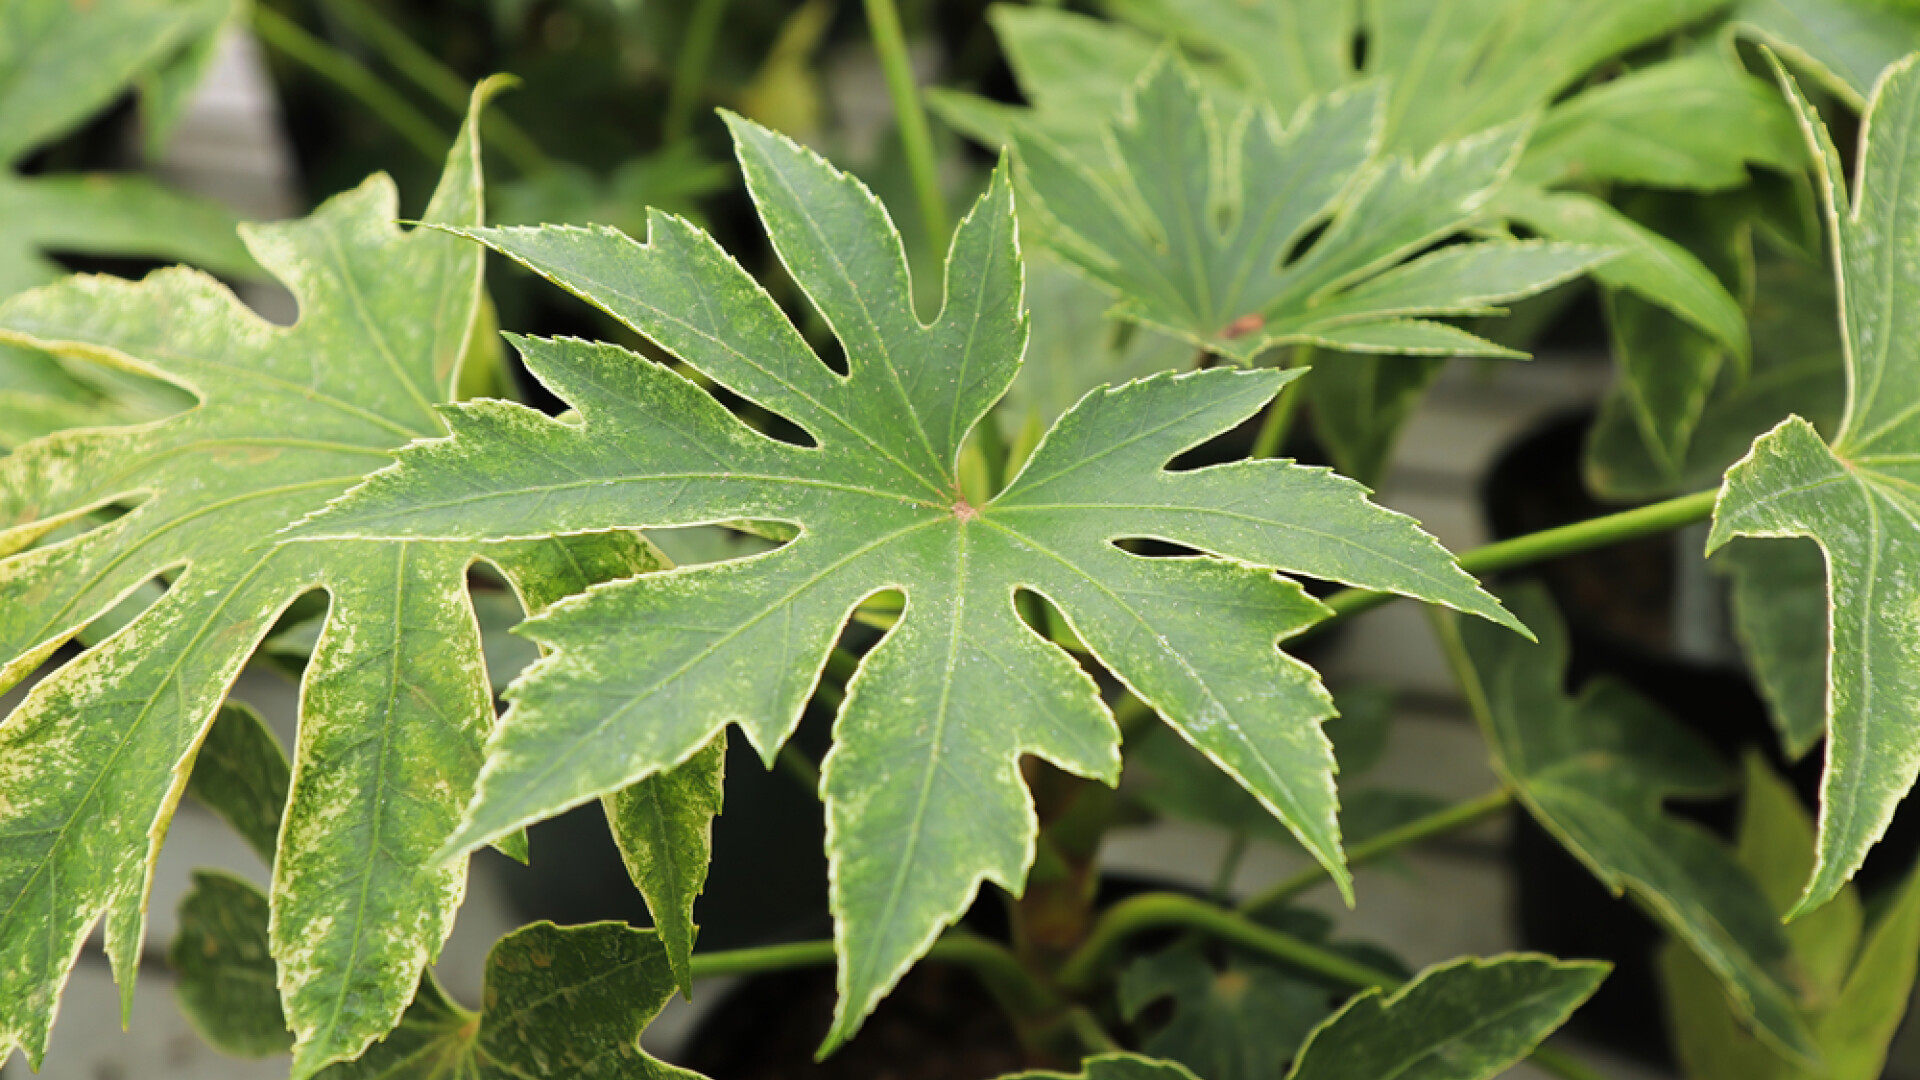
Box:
1013;58;1608;364
0;87;663;1076
1659;755;1920;1080
298;114;1522;1051
1708;54;1920;917
1443;585;1819;1062
1286;955;1606;1080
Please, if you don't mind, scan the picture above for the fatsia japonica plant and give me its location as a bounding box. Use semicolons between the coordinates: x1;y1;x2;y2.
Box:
7;2;1920;1079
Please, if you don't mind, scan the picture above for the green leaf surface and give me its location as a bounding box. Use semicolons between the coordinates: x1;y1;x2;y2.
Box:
320;921;704;1080
186;701;293;865
1707;54;1920;916
1001;1053;1201;1080
1013;58;1609;365
1446;585;1819;1062
606;732;725;997
1719;540;1832;758
0;170;261;298
0;85;659;1075
297;115;1519;1052
1516;53;1804;192
169;871;293;1059
1732;0;1920;109
1285;954;1607;1080
1586;243;1845;502
0;0;230;165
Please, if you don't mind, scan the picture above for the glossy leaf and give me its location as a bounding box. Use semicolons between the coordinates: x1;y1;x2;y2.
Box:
170;871;292;1059
1014;58;1608;364
1446;585;1819;1062
0;86;663;1075
1708;55;1920;916
321;921;704;1080
1286;954;1607;1080
297;114;1521;1052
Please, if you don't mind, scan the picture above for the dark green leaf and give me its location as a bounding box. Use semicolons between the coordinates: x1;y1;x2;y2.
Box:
1446;585;1819;1062
169;871;291;1059
186;702;291;865
1286;954;1608;1080
297;114;1520;1051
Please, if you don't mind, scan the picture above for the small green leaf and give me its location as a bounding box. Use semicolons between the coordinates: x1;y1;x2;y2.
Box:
1014;58;1609;364
606;732;725;997
1000;1052;1202;1080
1286;954;1608;1080
1708;54;1920;916
186;702;292;865
320;921;706;1080
1446;585;1820;1063
297;114;1519;1052
169;871;292;1059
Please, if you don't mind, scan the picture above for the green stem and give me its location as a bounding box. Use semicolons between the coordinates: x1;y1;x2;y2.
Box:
1210;832;1248;901
1065;1006;1121;1054
776;743;821;794
253;6;450;164
316;0;551;174
665;0;734;143
1058;892;1605;1080
1238;788;1513;914
1318;488;1719;627
1056;892;1398;994
863;0;949;256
